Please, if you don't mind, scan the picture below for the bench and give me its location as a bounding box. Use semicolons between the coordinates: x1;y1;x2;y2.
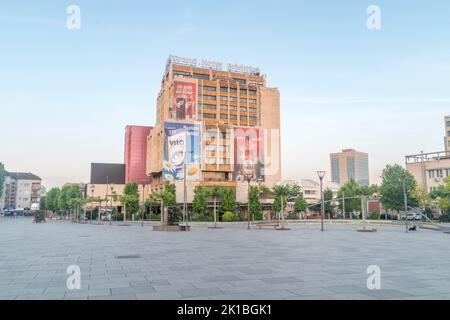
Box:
251;221;280;229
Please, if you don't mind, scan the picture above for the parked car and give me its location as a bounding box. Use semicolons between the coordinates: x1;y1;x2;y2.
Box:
401;212;422;221
380;213;398;220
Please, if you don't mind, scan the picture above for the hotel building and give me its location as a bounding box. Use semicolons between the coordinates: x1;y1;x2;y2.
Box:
146;56;282;203
330;149;369;186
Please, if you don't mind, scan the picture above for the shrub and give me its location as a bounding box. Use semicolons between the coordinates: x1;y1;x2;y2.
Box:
34;211;46;223
369;213;379;220
223;211;234;222
439;211;450;223
168;207;182;226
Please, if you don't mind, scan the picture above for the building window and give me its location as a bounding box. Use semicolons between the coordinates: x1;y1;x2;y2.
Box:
229;88;237;94
447;121;450;127
220;96;228;102
230;114;237;120
248;108;257;113
203;114;217;119
240;107;248;112
240;98;247;103
220;114;228;119
448;131;450;137
233;78;246;84
220;87;228;93
240;89;247;94
230;106;237;111
229;97;237;102
220;105;228;110
199;86;216;92
201;95;216;101
204;104;217;110
249;116;257;121
331;159;340;183
240;116;248;121
347;157;355;181
248;99;257;104
249;90;257;95
193;73;209;80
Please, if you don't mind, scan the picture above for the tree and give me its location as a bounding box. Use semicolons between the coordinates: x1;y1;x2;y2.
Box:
323;188;335;219
58;185;82;218
380;164;418;214
337;180;362;214
118;183;140;221
249;186;262;220
412;186;432;211
0;163;5;199
293;193;308;216
45;188;61;212
430;177;450;213
272;184;296;228
192;186;208;216
162;184;177;207
219;187;236;218
208;186;222;226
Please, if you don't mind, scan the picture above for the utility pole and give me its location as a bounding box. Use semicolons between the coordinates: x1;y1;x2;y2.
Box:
403;179;408;233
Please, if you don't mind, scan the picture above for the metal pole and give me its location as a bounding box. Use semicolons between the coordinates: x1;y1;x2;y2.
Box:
183;153;187;227
110;185;114;226
90;189;94;224
342;193;345;220
320;178;324;231
141;184;145;227
247;179;251;230
403;179;408;233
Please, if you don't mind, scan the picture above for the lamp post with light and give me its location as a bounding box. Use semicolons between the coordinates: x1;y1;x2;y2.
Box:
89;184;95;224
317;171;326;232
109;184;115;225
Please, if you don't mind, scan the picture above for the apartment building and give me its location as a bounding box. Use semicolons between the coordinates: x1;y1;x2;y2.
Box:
146;56;282;203
406;151;450;193
0;172;42;210
445;116;450;152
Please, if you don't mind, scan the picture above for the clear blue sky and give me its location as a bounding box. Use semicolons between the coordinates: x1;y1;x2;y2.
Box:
1;0;449;188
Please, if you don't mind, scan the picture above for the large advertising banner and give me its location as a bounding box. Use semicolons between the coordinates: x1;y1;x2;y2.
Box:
234;128;265;182
163;122;201;182
172;81;196;121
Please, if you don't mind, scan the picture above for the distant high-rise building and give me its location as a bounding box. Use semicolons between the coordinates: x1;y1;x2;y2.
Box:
445;116;450;152
330;149;369;186
124;126;152;185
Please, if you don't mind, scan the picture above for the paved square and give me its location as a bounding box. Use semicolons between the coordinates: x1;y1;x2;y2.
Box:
1;218;450;300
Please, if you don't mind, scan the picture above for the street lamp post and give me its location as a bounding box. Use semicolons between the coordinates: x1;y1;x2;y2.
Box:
247;176;251;230
141;184;146;227
317;171;326;232
90;184;95;224
403;179;408;233
109;184;115;226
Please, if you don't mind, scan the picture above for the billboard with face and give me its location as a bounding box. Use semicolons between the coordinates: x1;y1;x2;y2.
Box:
234;128;265;182
163;122;201;182
172;81;196;121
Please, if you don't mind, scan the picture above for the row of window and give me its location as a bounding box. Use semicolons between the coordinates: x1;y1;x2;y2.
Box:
200;114;257;121
428;169;450;179
199;95;257;104
199;104;257;113
198;86;257;95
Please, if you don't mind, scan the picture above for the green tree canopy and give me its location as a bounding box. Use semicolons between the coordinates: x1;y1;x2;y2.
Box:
293;193;308;214
380;164;418;212
58;185;82;211
119;183;140;215
337;180;362;212
430;177;450;211
219;187;236;215
323;188;335;217
192;186;208;215
162;184;177;206
249;186;262;216
45;188;61;212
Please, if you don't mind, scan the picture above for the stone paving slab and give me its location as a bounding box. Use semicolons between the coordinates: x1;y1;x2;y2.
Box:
1;218;450;300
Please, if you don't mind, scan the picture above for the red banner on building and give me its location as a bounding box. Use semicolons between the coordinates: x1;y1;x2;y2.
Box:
234;128;265;182
172;81;196;121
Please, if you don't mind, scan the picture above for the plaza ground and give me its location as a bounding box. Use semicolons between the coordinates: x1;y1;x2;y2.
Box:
1;217;450;300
